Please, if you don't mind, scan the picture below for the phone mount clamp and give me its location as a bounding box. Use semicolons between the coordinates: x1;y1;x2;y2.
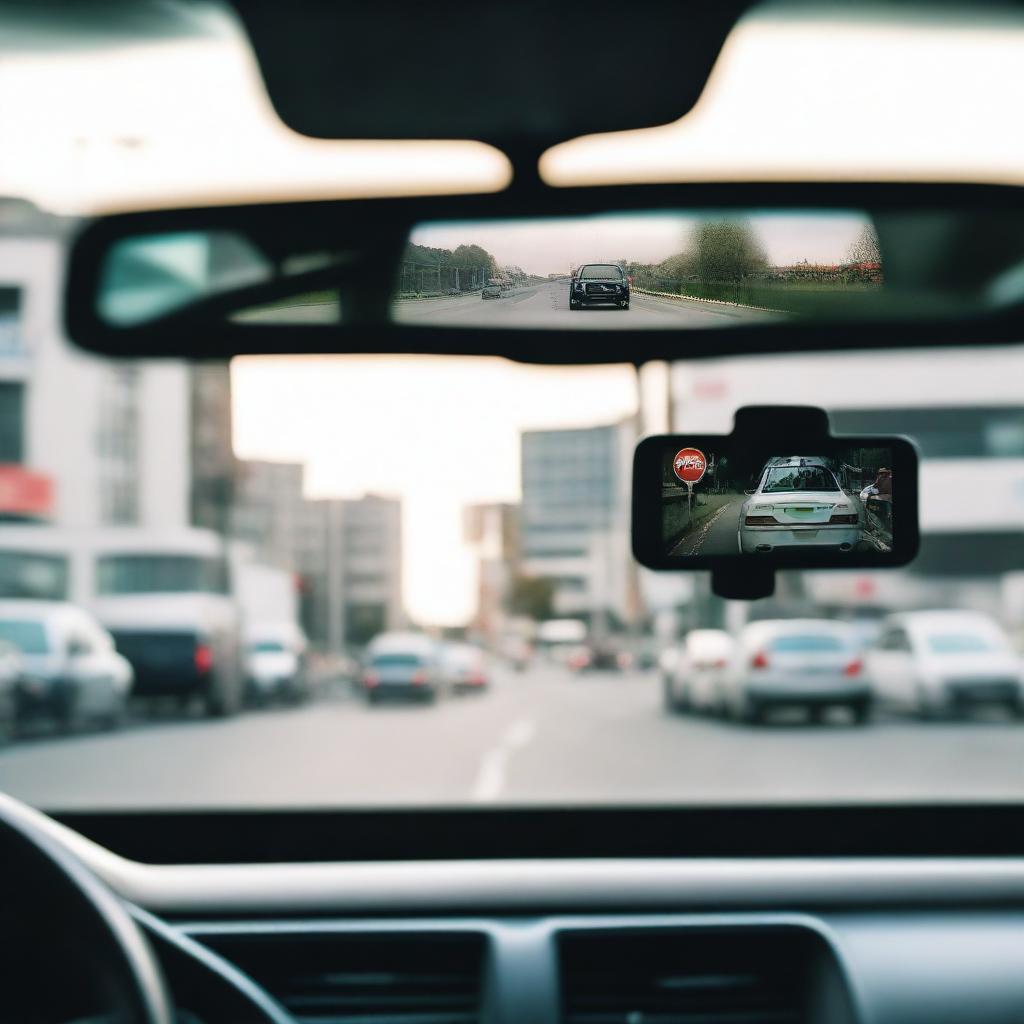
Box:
711;406;832;602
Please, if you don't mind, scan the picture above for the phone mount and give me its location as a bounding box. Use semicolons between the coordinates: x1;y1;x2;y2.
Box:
710;405;832;602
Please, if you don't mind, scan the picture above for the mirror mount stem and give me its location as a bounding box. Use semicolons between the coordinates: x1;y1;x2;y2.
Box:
711;567;776;602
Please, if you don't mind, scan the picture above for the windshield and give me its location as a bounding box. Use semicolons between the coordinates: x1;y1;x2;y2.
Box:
579;265;623;280
770;634;846;652
96;555;229;595
0;620;49;654
926;633;1002;654
761;467;840;493
3;3;1024;814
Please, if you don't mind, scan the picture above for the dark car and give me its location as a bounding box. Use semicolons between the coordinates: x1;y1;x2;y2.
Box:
569;263;630;310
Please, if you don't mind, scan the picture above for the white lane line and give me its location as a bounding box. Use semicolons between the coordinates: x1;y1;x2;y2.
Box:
471;718;536;802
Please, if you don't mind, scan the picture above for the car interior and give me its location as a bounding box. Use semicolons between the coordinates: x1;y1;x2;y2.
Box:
3;2;1024;1022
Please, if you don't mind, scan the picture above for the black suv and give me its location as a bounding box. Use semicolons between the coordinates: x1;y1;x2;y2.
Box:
569;263;630;310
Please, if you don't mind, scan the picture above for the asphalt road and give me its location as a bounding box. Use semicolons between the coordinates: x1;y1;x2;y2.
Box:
671;498;744;556
393;281;781;329
3;663;1024;809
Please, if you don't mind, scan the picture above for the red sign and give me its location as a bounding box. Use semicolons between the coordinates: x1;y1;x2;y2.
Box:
673;448;707;485
0;465;54;518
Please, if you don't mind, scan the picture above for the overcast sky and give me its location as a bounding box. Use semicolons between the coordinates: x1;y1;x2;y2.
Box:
409;213;870;276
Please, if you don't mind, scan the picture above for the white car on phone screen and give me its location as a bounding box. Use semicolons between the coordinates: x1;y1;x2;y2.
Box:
739;456;862;554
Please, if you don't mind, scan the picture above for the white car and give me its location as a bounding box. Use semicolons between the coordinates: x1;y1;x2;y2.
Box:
722;619;872;724
0;600;133;732
738;456;862;554
245;623;309;706
662;629;734;713
0;640;20;742
441;642;490;693
866;610;1024;718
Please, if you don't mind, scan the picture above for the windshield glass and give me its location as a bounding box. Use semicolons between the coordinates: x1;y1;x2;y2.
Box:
579;265;623;280
926;633;1001;654
96;555;228;595
770;635;845;652
0;620;49;654
3;3;1024;813
761;467;840;493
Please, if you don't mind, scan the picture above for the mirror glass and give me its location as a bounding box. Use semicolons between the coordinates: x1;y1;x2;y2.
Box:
392;210;889;329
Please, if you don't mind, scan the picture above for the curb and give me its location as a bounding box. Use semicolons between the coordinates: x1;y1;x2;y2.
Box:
632;287;789;316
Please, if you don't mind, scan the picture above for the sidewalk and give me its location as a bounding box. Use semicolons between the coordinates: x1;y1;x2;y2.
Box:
663;491;736;550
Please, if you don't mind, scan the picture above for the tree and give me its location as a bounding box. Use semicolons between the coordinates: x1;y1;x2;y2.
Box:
687;220;768;283
508;575;557;621
845;225;881;266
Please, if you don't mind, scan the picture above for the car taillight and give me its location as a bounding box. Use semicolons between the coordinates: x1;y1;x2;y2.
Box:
744;515;778;526
750;650;769;669
363;671;380;689
468;671;487;686
411;669;428;685
829;513;859;524
844;659;863;677
712;658;728;669
194;644;213;673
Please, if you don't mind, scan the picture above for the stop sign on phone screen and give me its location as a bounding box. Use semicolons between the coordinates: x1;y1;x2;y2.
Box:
673;447;707;485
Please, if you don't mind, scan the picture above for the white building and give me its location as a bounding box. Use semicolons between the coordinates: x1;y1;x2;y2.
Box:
232;458;404;649
0;201;197;531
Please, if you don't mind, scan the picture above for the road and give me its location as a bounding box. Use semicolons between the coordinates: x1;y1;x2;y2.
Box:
395;281;781;330
3;663;1024;809
671;498;744;556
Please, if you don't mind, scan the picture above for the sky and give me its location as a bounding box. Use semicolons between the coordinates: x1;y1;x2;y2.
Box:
4;4;1024;623
409;213;870;277
231;357;639;624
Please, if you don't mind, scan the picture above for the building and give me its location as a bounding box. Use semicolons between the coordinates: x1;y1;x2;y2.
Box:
232;458;404;649
0;199;195;530
464;502;520;640
519;419;637;624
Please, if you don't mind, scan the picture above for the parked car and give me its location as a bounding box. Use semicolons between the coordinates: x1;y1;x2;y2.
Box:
482;279;502;299
662;629;735;713
738;456;863;554
0;600;133;732
361;632;442;703
866;610;1024;718
441;642;489;693
0;639;20;743
245;623;309;706
722;619;871;724
568;263;630;310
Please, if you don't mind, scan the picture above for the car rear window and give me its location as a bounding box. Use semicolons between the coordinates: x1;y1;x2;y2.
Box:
762;467;840;493
579;265;623;280
251;641;286;653
0;619;50;654
371;653;425;667
770;634;845;652
927;633;1000;654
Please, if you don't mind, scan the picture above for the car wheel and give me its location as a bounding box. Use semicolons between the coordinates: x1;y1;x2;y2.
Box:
205;672;241;718
620;300;629;309
850;700;871;725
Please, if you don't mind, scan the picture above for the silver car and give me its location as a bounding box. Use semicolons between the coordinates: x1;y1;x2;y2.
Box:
738;456;862;554
722;619;872;724
481;279;502;299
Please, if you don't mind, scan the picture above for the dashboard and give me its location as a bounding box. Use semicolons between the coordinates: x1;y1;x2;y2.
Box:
18;804;1024;1024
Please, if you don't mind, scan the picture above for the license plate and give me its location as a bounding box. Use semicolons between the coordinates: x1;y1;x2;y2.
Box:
786;507;816;517
792;530;819;540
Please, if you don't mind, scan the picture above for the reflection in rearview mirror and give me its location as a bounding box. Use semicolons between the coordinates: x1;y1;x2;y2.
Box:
393;210;887;329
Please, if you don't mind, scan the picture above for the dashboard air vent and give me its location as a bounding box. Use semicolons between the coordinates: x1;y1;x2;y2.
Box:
195;929;485;1024
559;926;840;1024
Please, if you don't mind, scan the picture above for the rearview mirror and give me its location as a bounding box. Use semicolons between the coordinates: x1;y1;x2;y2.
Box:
64;183;1024;362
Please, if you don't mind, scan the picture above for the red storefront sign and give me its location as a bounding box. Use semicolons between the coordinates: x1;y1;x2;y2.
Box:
0;465;54;518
